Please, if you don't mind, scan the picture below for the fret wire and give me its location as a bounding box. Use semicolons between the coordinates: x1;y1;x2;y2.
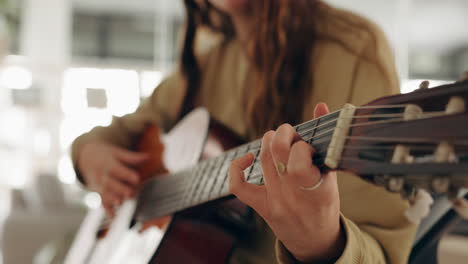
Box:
217;147;242;197
198;155;225;204
178;169;197;208
192;157;217;204
247;157;263;185
179;173;194;209
310;112;321;139
207;144;251;198
152;170;267;218
295;109;341;133
296;111;340;134
246;149;260;182
295;119;318;134
145;110;338;185
141;153;326;217
201;156;224;200
188;159;213;207
183;157;218;205
138;122;334;215
233;143;252;187
249;139;262;150
181;162;207;208
137;113;339;217
208;149;237;200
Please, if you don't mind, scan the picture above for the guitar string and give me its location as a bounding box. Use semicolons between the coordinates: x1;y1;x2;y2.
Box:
147;106;456;185
145;104;454;191
146;105;460;192
137;115;339;210
298;110;461;146
138;135;468;219
136;105;466;218
144;149;468;220
140;151;468;220
136;110;468;218
137;129;468;216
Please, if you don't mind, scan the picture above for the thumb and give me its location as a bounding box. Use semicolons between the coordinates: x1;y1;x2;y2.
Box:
115;147;149;165
314;102;330;118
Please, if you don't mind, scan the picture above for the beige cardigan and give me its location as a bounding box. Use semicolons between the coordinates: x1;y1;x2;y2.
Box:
72;3;417;264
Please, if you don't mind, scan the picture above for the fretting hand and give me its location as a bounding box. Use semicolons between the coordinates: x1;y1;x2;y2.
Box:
78;142;149;216
229;103;345;262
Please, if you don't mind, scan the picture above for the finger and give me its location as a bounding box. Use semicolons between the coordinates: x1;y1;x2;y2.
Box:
115;148;149;165
110;163;140;186
229;153;267;216
260;131;281;192
105;176;135;199
314;102;330;118
286;141;322;190
270;124;301;176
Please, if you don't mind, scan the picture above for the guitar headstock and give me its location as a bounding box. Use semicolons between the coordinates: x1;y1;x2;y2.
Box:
335;80;468;200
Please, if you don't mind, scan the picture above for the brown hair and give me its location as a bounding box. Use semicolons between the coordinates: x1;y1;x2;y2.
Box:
180;0;320;137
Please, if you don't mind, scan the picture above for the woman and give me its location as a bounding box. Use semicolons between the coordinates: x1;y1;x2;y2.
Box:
72;0;416;263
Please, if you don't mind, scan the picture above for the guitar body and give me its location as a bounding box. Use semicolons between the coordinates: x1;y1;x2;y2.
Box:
149;200;246;264
76;108;250;264
140;109;251;264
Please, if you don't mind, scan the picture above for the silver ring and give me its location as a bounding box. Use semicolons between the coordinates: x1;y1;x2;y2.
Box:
300;176;324;191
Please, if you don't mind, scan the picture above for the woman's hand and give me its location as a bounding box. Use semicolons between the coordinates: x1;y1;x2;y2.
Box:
78;142;149;216
229;103;345;263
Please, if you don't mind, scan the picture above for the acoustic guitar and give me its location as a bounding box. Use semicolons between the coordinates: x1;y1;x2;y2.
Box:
65;80;468;264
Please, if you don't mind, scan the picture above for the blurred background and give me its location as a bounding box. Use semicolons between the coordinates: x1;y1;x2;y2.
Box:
0;0;467;263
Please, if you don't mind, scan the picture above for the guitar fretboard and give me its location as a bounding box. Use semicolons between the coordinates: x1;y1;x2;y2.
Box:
135;110;341;222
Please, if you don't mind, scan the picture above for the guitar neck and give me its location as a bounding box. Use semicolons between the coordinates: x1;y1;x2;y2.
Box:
135;110;341;222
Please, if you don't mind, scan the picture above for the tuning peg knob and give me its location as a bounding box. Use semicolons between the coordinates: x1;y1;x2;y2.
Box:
419;80;430;89
387;177;404;192
404;189;434;224
431;177;450;193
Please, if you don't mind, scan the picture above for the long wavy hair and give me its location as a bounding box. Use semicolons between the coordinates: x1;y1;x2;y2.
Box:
180;0;320;137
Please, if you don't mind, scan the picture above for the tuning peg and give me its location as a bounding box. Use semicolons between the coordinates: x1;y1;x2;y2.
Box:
403;104;423;121
391;145;410;164
387;177;404;192
434;141;457;163
445;96;465;114
418;80;430;90
404;189;434;224
431;176;450;193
